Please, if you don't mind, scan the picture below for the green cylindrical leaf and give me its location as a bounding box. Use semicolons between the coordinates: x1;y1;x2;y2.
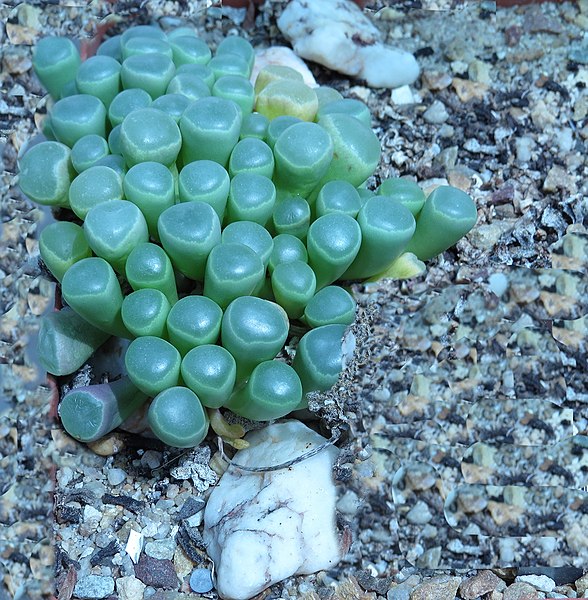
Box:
148;386;209;448
120;107;182;167
216;36;255;71
265;115;300;150
19;141;74;207
273;122;333;198
75;55;121;108
293;323;347;403
315;112;380;188
254;65;303;95
180;97;242;167
84;199;149;273
62;257;130;338
50;94;107;147
39;221;92;282
271;260;316;319
221;221;274;267
307;213;362;289
71;134;110;173
38;307;110;376
239;112;269;141
208;54;250;79
122;36;173;60
314;86;343;108
315;180;361;219
271;196;310;240
170;35;211;67
405;185;478;260
121;289;171;338
181;344;236;409
94;154;126;178
303;286;356;328
225;173;276;226
125;242;178;305
166;295;223;355
97;35;123;61
342;196;416;280
166;72;211;102
267;234;308;276
158;201;221;281
203;243;265;309
228;137;274;179
33;36;81;100
121;25;167;47
59;377;148;443
256;79;318;122
221;296;289;381
175;63;215;88
123;161;175;238
226;360;302;421
212;75;255;118
108;88;152;127
125;336;181;396
69;164;123;219
316;98;371;127
178;160;230;221
121;53;175;99
151;93;192;122
377;178;426;217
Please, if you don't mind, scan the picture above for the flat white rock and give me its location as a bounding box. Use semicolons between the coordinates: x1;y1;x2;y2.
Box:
277;0;419;89
203;421;341;600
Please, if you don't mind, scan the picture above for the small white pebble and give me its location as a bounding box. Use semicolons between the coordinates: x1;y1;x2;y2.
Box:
488;272;509;297
390;85;414;105
107;468;127;486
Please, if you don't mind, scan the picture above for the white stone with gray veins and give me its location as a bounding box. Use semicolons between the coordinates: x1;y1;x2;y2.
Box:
203;421;341;600
277;0;420;89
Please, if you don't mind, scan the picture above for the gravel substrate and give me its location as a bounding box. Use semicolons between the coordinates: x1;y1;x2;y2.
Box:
1;0;587;598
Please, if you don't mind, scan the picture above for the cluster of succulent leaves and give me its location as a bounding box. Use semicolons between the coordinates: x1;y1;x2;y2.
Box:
22;26;477;449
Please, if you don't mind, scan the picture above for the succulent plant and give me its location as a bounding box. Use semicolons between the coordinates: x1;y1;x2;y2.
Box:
22;26;477;449
147;386;209;447
225;360;302;421
38;307;110;376
59;376;148;443
39;221;92;282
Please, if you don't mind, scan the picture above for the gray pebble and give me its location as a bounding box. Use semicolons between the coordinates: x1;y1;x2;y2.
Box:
387;581;413;600
515;136;535;163
107;468;126;486
145;538;176;560
74;575;115;599
423;100;449;124
569;43;588;65
190;568;214;593
406;500;432;525
416;546;441;569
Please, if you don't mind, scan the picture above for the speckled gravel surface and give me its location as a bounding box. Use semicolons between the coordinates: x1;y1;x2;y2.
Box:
1;0;588;598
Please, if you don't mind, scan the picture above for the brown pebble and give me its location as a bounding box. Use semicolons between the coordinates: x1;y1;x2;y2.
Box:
490;182;515;204
504;25;523;46
134;554;179;590
452;77;489;102
524;9;564;34
422;70;453;91
503;581;540;600
88;432;126;456
2;48;32;74
459;570;503;599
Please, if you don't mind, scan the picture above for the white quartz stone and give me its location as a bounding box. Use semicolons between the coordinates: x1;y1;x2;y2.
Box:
203;421;341;600
277;0;419;89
